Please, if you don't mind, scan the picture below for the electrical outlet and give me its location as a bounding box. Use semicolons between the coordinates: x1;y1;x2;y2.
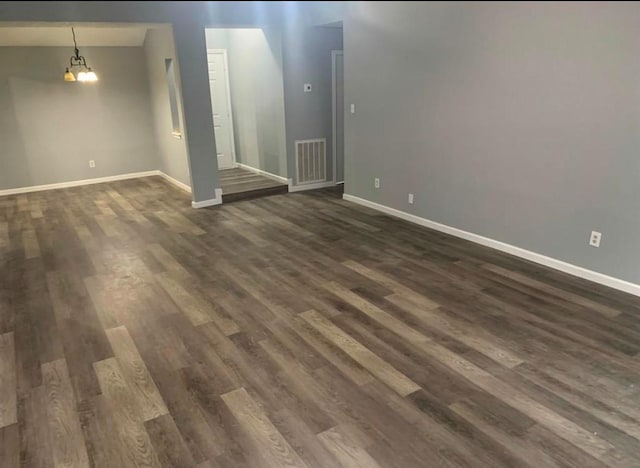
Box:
89;160;95;168
408;193;414;204
589;231;602;247
374;177;380;189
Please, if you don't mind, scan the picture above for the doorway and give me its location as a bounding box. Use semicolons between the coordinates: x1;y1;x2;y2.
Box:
205;28;289;202
207;49;236;169
332;50;344;184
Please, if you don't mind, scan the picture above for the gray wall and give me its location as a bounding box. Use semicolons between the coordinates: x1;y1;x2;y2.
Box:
205;28;287;177
302;1;347;27
344;2;640;284
143;27;191;188
0;46;157;190
282;24;343;185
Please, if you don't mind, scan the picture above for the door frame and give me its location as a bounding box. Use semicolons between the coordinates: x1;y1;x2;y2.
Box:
331;50;344;184
207;48;237;168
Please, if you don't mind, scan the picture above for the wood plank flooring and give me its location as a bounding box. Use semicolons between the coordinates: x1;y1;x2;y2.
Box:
219;167;288;203
1;176;640;467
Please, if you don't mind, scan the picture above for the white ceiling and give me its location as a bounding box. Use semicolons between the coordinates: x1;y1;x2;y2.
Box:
0;26;149;47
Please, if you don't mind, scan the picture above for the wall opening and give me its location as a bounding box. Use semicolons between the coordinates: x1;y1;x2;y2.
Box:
165;58;181;134
205;28;287;178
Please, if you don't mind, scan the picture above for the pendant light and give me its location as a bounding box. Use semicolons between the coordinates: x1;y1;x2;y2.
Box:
64;27;98;83
64;67;75;82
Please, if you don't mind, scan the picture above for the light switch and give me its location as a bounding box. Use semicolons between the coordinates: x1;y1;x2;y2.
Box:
304;83;312;93
350;103;356;114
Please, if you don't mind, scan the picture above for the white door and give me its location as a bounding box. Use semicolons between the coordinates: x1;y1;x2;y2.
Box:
207;50;236;169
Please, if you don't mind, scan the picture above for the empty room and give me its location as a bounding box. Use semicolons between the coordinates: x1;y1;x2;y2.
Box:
0;1;639;467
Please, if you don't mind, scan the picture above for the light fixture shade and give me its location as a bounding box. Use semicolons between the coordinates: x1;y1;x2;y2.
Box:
85;68;98;82
64;68;76;82
77;70;88;82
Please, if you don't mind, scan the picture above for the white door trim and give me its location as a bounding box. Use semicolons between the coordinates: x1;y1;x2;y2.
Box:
331;50;344;184
207;48;237;167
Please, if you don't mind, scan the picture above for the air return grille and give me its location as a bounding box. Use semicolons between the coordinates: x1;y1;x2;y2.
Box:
296;139;326;184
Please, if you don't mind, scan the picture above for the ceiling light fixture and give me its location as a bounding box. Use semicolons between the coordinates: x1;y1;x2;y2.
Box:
64;27;98;83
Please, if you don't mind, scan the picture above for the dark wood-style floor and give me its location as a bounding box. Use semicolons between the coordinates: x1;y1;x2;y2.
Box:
1;176;640;468
220;167;288;203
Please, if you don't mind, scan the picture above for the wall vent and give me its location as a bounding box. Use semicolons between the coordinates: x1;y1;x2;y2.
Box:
296;139;326;185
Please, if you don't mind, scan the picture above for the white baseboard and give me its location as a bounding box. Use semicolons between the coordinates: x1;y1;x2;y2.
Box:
289;180;337;193
236;163;289;185
192;188;223;209
0;170;224;210
343;193;640;298
158;172;191;193
0;170;160;196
